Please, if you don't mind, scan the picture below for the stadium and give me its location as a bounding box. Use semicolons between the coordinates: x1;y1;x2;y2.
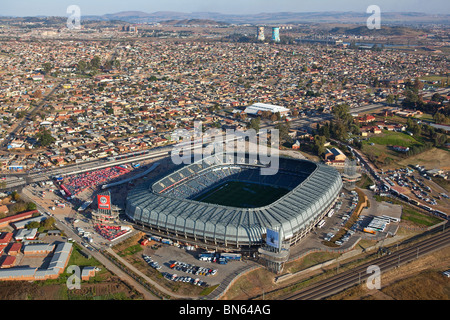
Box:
125;153;343;251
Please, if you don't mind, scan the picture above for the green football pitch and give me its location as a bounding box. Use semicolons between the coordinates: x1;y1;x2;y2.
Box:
193;181;290;208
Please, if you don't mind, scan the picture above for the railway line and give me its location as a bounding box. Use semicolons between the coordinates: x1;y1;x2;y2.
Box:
283;227;450;300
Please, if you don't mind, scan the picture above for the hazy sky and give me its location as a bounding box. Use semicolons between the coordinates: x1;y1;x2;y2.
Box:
2;0;449;16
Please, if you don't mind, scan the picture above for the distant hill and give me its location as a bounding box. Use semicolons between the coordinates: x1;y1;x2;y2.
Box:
82;11;450;25
160;19;230;26
328;25;427;36
3;11;449;25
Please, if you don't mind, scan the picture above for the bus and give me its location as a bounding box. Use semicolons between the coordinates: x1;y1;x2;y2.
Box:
327;209;335;218
317;220;326;229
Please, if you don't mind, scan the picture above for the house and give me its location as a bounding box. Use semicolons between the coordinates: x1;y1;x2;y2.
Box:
0;256;16;269
7;242;22;256
81;266;97;281
392;145;409;153
356;114;376;124
292;140;301;150
0;232;13;246
324;147;347;168
0;210;37;229
324;147;347;162
14;228;38;242
22;243;54;255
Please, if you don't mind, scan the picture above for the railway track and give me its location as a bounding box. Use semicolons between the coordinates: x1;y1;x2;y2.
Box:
283;228;450;300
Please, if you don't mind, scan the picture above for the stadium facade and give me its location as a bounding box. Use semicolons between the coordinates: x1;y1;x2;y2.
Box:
125;153;342;251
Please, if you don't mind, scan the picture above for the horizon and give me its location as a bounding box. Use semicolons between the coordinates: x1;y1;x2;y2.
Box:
2;0;449;17
4;9;450;18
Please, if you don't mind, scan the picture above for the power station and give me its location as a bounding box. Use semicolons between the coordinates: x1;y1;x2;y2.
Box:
256;26;281;42
257;26;265;41
272;27;280;42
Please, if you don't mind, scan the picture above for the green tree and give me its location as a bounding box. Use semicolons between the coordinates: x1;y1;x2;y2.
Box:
77;60;87;74
26;221;40;229
248;117;261;132
386;94;394;105
42;217;55;229
27;202;37;211
90;56;101;70
275;122;291;143
313;135;327;155
42;62;53;74
35;127;56;147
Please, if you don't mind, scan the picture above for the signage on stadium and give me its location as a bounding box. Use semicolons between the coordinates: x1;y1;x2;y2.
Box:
266;228;281;250
97;195;111;210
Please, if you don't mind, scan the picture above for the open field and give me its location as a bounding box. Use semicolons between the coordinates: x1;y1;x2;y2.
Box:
366;130;422;148
397;147;450;171
328;246;450;300
194;181;290;208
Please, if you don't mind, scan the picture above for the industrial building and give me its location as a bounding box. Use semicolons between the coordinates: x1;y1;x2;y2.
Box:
257;26;265;41
0;242;72;281
272;27;280;42
243;102;290;116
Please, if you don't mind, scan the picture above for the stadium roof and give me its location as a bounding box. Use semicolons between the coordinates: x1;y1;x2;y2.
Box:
126;154;342;247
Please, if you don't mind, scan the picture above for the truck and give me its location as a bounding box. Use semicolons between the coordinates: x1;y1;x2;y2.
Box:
363;228;377;235
161;238;173;245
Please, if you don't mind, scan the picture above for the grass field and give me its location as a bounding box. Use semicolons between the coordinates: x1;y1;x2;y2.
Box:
361;130;426;169
194;181;290;208
366;130;422;148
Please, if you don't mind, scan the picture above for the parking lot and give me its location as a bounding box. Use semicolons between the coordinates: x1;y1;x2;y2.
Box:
139;243;248;287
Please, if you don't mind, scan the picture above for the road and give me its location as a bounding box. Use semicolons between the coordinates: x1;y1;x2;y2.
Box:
20;187;161;300
282;225;450;300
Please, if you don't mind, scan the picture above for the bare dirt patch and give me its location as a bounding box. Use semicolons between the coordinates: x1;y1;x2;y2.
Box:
328;246;450;300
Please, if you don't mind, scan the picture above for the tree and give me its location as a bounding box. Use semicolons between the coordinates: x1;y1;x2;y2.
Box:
77;60;87;74
313;135;327;156
332;104;353;126
386;94;394;105
27;202;37;211
248;117;261;132
35;127;55;147
275;122;291;143
42;62;53;74
90;56;101;70
26;221;40;229
42;217;55;229
11;191;20;202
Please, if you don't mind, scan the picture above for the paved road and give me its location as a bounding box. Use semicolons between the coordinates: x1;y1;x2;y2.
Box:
21;187;160;300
